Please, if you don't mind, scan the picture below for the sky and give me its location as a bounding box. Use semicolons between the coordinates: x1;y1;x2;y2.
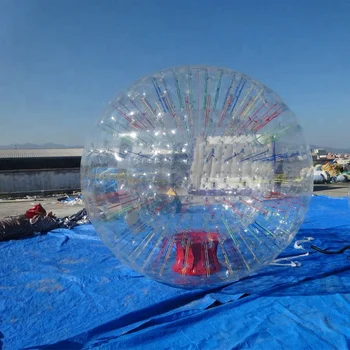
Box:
0;0;349;148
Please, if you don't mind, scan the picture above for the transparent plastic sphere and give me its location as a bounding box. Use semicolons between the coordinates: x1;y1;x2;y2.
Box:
81;66;313;289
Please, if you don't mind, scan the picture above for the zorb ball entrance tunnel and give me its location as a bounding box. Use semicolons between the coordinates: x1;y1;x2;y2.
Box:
81;66;313;289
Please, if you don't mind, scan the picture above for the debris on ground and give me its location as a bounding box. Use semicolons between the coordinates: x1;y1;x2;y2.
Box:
0;203;89;242
314;159;350;183
57;194;84;206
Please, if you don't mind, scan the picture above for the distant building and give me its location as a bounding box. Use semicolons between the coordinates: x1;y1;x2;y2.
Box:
0;148;83;195
312;148;328;160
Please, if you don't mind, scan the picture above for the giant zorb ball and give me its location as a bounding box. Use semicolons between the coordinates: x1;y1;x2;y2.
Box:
81;66;313;289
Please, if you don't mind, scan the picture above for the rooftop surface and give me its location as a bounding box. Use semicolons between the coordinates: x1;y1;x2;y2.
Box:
0;184;348;219
0;194;84;218
0;148;83;159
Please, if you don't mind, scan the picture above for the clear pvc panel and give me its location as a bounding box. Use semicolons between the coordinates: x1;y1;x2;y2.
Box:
81;66;313;289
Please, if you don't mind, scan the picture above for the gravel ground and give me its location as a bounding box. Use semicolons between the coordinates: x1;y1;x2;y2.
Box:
313;183;350;198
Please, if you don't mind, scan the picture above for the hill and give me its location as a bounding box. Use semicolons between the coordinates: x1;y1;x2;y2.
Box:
310;144;350;154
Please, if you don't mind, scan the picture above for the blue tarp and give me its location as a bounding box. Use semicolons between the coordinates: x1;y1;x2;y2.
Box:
1;196;350;349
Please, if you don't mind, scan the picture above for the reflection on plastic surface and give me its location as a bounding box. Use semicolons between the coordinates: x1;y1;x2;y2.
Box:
81;66;313;289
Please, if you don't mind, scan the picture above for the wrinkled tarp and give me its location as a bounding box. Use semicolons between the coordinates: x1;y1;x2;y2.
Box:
1;196;350;349
0;215;59;242
57;195;84;206
58;209;90;229
0;208;89;242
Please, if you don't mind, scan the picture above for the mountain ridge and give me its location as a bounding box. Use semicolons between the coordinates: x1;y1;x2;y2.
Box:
0;143;349;154
310;144;350;154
